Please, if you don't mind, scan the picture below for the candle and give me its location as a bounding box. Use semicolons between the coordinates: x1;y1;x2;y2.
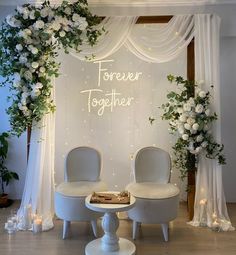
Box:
5;219;16;234
212;220;220;231
33;217;42;233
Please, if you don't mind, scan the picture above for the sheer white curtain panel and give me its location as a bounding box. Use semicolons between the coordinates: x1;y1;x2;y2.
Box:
18;88;55;231
188;14;234;231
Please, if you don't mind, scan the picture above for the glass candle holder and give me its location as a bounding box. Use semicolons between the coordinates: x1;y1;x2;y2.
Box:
33;215;42;233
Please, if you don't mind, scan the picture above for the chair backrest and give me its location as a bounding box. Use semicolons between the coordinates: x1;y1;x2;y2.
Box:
65;146;101;182
134;147;171;184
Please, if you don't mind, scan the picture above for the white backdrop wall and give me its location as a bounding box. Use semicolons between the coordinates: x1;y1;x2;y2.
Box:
55;46;187;199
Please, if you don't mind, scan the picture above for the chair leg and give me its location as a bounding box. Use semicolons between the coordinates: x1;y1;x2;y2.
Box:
132;221;139;240
161;223;169;242
91;219;98;237
63;220;71;239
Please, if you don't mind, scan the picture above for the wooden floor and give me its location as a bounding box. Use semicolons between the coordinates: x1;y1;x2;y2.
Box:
0;202;236;255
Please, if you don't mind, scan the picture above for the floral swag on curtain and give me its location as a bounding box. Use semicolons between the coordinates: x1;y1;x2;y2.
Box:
0;0;233;232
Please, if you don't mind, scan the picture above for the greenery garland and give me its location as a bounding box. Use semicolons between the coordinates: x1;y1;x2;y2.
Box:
0;0;103;136
160;75;226;180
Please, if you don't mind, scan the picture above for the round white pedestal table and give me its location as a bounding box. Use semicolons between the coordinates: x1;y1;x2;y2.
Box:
85;192;136;255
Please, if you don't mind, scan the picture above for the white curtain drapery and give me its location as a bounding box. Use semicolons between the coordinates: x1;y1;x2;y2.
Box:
188;14;234;231
18;89;55;231
18;14;233;231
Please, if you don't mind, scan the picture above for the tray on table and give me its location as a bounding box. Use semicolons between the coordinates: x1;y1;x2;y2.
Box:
90;192;130;204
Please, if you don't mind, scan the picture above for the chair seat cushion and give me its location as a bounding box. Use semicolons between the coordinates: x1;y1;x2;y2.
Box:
55;181;107;198
126;182;180;199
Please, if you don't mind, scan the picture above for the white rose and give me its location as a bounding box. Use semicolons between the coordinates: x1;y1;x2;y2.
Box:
72;13;81;22
17;6;25;14
192;123;199;131
205;109;211;116
188;97;195;107
19;55;27;64
13;81;21;88
39;67;46;73
50;21;61;31
14;72;21;82
24;70;33;81
196;135;204;142
199;90;207;98
183;103;191;112
78;20;88;31
179;114;187;122
30;90;41;99
25;29;32;35
182;134;189;141
16;44;23;51
188;142;194;151
201;141;208;148
59;30;66;37
177;107;183;114
6;15;18;27
21;92;30;99
32;62;39;69
187;117;195;125
34;20;45;30
184;123;191;130
195;147;202;154
29;11;35;20
178;127;185;135
23;109;31;117
40;8;49;18
64;7;71;15
195;104;204;113
31;47;39;55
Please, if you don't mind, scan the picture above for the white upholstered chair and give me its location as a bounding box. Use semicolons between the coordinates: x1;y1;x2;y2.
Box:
126;146;180;241
55;147;107;239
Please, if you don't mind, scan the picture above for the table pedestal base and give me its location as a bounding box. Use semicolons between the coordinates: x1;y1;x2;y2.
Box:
85;238;136;255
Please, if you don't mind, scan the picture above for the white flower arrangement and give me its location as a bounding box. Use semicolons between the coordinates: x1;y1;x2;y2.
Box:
160;75;225;179
0;0;104;136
